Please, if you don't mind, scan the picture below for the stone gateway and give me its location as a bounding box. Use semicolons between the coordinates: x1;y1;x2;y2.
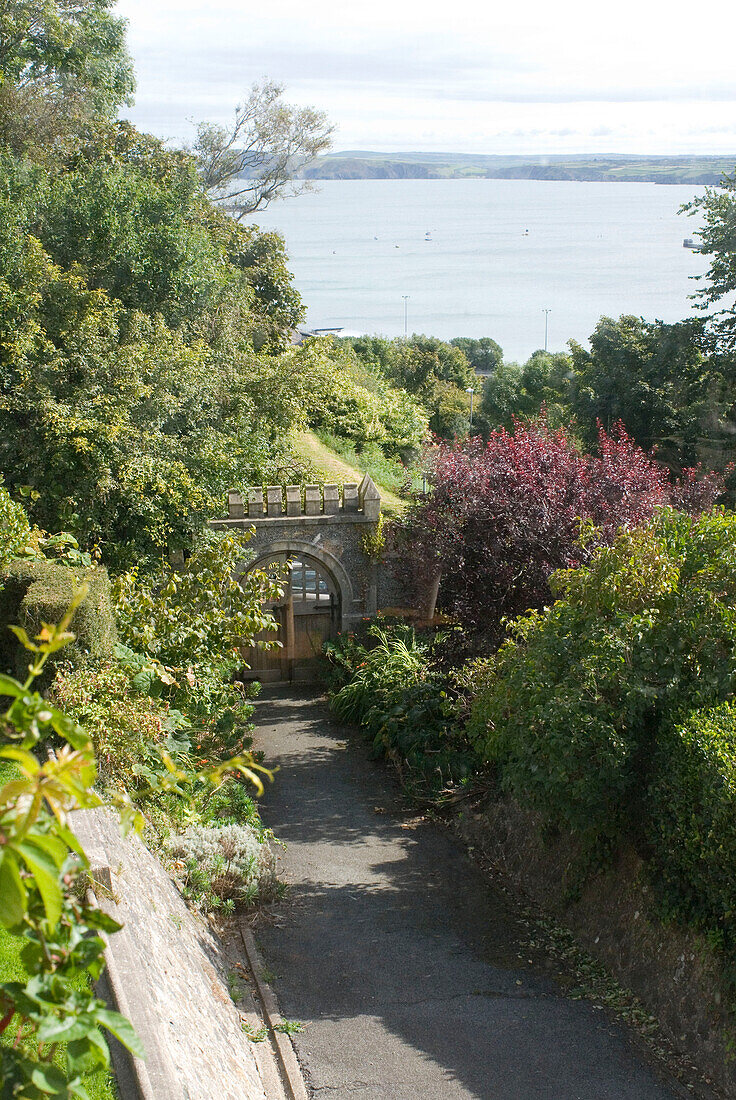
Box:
210;475;395;681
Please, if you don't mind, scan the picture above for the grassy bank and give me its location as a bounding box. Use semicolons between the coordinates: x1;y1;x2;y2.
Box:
292;430;408;514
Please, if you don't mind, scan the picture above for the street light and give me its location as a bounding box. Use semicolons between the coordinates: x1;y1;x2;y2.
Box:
402;295;410;338
543;308;551;352
466;387;475;431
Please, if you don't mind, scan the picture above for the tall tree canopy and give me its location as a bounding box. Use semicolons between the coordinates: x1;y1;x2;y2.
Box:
0;0;134;156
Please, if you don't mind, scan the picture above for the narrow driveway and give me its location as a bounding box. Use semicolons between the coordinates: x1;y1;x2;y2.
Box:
252;688;681;1100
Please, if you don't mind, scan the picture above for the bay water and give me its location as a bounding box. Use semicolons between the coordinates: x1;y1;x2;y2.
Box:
248;178;709;363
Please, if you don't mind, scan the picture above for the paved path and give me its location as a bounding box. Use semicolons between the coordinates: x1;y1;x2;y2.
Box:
252;688;681;1100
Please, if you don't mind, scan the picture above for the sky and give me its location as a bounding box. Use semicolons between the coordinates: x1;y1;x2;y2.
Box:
115;0;736;156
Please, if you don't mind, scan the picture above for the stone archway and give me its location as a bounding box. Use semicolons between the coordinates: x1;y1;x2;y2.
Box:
242;542;351;683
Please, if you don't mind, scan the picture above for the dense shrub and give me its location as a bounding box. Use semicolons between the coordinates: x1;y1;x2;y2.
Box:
0;560;115;681
113;531;279;681
169;823;277;913
306;346;428;459
326;623;475;797
465;508;736;850
395;418;724;644
0;483;36;571
649;704;736;949
51;663;185;790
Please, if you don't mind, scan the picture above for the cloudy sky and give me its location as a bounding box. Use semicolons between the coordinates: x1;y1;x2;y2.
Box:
115;0;736;155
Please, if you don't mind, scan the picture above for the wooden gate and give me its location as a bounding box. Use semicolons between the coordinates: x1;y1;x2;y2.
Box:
242;554;340;682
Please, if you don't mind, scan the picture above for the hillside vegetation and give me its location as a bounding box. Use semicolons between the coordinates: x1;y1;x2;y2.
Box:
303;151;736;185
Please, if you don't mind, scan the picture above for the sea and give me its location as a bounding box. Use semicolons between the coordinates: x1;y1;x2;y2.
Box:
247;178;709;364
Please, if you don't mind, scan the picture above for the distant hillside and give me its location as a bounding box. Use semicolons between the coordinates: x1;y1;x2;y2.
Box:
301;152;736;185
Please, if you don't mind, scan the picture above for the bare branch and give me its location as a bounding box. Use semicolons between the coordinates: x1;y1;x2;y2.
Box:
189;80;334;217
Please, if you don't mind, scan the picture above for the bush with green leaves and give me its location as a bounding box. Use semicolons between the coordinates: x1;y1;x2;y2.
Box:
169;823;277;914
0;481;36;572
303;343;428;460
0;591;144;1097
465;507;736;852
50;663;189;792
113;530;280;681
0;133;308;569
0;561;116;683
0;588;273;1095
325;622;475;798
648;703;736;950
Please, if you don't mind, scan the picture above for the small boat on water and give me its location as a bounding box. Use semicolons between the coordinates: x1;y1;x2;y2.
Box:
683;238;701;250
425;231;432;241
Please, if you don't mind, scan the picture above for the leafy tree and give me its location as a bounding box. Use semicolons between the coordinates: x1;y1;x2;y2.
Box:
449;336;503;374
394;419;724;644
478;361;523;430
480;350;572;433
341;335;399;377
0;0;134;158
427;379;471;439
0;206;287;564
391;335;475;397
346;334;474;399
682;170;736;351
569;315;710;468
192;80;334;217
17;125;304;343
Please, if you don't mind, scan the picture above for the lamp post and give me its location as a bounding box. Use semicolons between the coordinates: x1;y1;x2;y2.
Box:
402;295;410;338
466;387;475;431
543;308;551;352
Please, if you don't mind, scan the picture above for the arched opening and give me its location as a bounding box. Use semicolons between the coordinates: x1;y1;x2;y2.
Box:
242;550;343;682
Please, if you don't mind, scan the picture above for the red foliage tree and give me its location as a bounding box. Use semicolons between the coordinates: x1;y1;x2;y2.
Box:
393;418;724;642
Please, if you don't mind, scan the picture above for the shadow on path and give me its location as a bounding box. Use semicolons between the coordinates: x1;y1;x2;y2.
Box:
251;688;681;1100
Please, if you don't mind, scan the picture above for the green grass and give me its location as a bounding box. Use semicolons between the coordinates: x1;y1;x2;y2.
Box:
0;761;118;1099
292;430;409;515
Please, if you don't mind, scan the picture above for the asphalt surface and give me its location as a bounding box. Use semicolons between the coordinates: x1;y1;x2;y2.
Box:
252;687;681;1100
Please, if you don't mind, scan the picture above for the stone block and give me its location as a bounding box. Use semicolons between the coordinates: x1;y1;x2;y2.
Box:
247;488;264;516
358;474;381;520
304;485;321;515
227;490;245;519
286;485;302;516
343;483;359;512
323;484;339;514
266;486;283;517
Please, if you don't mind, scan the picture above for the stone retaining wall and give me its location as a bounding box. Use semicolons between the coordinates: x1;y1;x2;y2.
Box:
73;809;273;1100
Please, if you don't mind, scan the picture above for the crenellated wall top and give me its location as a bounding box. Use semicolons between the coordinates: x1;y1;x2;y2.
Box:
213;473;381;527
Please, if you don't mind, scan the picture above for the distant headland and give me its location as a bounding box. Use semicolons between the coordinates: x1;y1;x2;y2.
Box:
300;151;736;185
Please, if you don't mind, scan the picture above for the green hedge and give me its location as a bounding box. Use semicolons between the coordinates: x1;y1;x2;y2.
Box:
0;560;116;682
649;703;736;948
466;508;736;850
